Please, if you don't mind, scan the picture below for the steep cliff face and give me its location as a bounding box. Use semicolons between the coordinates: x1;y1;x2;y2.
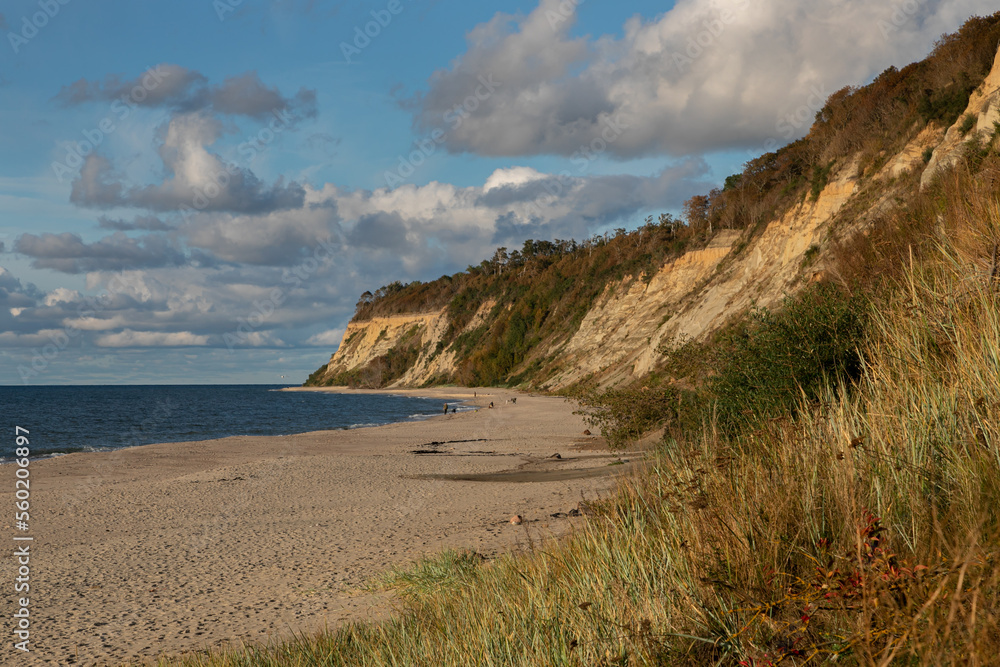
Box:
549;160;862;389
922;45;1000;188
310;154;869;390
318;299;499;387
310;39;1000;391
327;311;448;384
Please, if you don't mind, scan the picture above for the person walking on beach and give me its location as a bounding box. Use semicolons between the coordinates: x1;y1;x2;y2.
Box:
443;403;448;414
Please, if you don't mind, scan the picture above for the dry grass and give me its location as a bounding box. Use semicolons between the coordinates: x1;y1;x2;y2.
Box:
145;203;1000;666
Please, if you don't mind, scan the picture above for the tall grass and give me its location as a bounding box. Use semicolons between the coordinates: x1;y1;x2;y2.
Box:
150;224;999;665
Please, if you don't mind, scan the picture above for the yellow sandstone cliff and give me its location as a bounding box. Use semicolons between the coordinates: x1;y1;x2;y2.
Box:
313;45;1000;391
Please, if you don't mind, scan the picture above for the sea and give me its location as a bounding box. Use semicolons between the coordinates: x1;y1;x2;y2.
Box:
0;385;460;461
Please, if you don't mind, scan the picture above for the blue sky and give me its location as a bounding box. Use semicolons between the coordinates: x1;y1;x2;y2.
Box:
0;0;994;384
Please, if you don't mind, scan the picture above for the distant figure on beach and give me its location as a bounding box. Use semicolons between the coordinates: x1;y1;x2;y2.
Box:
489;401;494;409
511;397;516;405
443;403;448;414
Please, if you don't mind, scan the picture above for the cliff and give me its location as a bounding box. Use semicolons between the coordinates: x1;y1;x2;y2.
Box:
307;20;1000;391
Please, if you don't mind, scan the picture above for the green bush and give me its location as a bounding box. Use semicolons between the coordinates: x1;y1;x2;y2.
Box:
575;384;683;450
709;284;867;432
810;161;835;201
918;74;977;126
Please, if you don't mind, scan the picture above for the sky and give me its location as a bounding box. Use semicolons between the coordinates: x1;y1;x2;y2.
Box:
0;0;995;385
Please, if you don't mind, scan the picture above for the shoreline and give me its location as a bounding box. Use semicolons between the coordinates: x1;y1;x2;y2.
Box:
2;390;627;665
3;386;489;465
280;384;520;400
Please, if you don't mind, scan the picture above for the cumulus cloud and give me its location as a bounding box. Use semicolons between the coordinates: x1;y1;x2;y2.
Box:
305;328;346;347
347;212;411;251
332;159;709;259
55;65;317;120
210;72;316;119
221;331;288;348
0;267;40;310
98;215;173;231
42;287;84;306
62;315;131;331
410;0;999;158
70;155;124;208
14;232;187;273
1;155;706;362
0;329;76;347
70;113;306;214
94;329;210;347
182;205;342;265
113;154;706;270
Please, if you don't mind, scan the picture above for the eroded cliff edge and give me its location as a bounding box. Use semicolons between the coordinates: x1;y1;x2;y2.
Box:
307;32;1000;392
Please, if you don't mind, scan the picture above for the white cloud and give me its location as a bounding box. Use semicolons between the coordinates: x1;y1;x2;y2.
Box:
0;329;73;347
69;113;306;214
94;329;210;347
305;328;346;347
483;166;548;191
43;287;82;306
410;0;999;157
62;315;130;331
226;331;288;348
10;0;990;377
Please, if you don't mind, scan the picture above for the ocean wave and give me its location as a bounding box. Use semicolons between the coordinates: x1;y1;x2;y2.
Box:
0;444;111;464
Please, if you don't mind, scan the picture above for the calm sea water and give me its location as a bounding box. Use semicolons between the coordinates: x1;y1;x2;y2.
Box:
0;385;457;460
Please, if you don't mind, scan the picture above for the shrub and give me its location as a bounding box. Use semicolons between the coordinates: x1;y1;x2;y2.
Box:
810;161;835;201
959;113;977;135
917;73;979;127
577;384;706;450
709;284;867;432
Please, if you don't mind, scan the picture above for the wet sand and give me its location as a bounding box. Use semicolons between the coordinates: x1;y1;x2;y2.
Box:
1;388;627;665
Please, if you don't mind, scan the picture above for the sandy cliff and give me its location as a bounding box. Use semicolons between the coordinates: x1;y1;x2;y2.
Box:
313;158;863;390
313;46;1000;391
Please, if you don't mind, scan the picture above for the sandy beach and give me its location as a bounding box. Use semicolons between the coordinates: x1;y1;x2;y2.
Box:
2;388;629;666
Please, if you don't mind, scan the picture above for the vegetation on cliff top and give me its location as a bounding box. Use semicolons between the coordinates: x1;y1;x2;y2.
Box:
306;13;1000;390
